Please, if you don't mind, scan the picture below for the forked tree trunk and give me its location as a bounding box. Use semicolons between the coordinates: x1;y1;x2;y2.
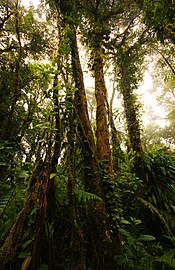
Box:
70;29;120;270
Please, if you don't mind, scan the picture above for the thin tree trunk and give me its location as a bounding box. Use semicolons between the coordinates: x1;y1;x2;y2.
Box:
51;8;62;170
4;0;22;140
109;69;124;173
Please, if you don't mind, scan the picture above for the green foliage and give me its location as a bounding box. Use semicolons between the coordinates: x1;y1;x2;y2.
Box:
1;1;175;269
0;139;31;238
37;264;48;270
143;147;175;210
0;192;14;217
74;189;102;203
155;249;175;269
105;147;175;268
0;187;27;238
143;0;175;43
53;166;69;206
51;166;102;205
116;217;159;270
105;178;123;226
104;150;142;231
138;197;174;242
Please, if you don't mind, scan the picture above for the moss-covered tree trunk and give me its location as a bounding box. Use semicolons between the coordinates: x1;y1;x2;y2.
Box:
70;28;121;269
0;193;34;270
93;45;113;174
120;72;143;155
0;161;46;270
118;44;145;181
71;30;102;196
67;106;86;270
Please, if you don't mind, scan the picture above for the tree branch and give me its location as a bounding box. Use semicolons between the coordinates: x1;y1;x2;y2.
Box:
158;51;175;76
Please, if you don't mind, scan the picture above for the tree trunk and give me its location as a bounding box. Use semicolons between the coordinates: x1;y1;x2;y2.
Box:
70;29;120;270
0;161;44;270
93;46;113;174
118;47;144;180
51;8;62;170
109;71;124;173
71;29;102;196
30;165;51;269
67;108;86;270
121;78;143;154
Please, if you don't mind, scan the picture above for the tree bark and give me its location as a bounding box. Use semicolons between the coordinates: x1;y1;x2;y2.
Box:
118;47;144;181
121;78;143;154
93;46;113;174
71;29;102;196
70;28;120;270
0;161;44;270
67;109;86;270
109;72;124;173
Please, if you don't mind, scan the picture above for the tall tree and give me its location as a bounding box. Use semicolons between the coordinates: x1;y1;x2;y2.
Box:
80;0;124;174
56;1;122;268
109;5;149;177
3;1;175;270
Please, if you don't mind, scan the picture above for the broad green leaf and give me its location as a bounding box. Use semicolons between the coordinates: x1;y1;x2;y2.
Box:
50;173;57;179
118;228;132;238
22;239;32;250
16;170;29;178
134;219;142;225
138;234;156;241
18;251;31;259
30;208;37;216
121;219;132;225
0;162;6;166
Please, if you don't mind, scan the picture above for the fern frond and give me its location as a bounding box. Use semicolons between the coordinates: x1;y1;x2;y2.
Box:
138;197;173;239
155;249;175;269
74;189;102;203
0;190;14;218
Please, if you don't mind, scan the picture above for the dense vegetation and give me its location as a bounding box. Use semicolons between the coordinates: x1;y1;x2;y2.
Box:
0;0;175;269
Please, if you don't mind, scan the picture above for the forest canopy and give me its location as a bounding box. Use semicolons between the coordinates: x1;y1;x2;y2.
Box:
0;0;175;269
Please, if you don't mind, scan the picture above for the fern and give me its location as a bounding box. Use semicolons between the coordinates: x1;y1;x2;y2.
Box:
0;190;14;218
138;197;174;241
74;189;102;203
155;249;175;269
